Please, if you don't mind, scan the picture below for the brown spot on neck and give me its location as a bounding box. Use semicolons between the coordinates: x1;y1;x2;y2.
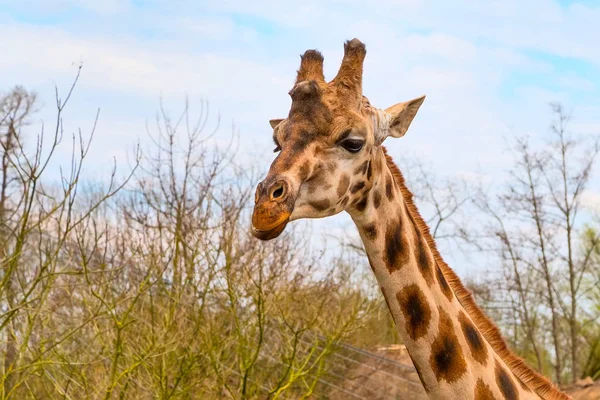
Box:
372;190;381;208
475;379;496;400
396;284;432;341
430;308;467;383
415;236;434;284
405;204;434;285
496;361;519;400
436;264;453;301
459;311;488;366
383;216;409;274
385;174;394;200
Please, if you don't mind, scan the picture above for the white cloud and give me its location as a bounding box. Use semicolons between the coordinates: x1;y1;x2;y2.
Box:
0;20;297;138
0;23;283;97
0;1;598;184
0;0;130;14
415;1;600;67
0;0;598;277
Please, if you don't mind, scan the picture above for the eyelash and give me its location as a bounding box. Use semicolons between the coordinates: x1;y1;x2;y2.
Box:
340;138;364;153
273;138;281;152
272;138;363;153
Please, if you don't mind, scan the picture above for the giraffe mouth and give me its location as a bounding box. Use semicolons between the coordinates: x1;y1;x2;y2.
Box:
251;176;295;241
251;218;289;240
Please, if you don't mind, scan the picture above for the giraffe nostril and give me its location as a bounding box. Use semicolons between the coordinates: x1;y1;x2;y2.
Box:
269;181;287;201
273;187;284;199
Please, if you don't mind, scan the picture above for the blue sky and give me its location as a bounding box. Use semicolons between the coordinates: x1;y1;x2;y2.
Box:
0;0;599;274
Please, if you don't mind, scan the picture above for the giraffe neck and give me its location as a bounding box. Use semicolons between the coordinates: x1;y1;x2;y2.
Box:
347;148;546;399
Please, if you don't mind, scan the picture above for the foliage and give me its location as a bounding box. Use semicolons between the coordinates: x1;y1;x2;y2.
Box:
1;73;598;399
0;78;375;399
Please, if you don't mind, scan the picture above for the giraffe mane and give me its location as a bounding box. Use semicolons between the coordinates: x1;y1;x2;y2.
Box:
382;147;570;400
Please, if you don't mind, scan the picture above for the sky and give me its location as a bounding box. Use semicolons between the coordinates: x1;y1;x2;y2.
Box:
0;0;599;275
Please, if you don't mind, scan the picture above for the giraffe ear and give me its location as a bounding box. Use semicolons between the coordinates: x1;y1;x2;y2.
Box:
384;95;426;139
269;119;284;130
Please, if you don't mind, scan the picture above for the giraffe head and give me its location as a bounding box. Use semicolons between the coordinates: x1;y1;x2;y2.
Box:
251;38;425;240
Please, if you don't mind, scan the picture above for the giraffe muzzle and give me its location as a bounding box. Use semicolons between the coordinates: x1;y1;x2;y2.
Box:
251;177;296;240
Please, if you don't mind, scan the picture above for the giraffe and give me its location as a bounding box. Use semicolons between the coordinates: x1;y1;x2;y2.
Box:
250;39;570;400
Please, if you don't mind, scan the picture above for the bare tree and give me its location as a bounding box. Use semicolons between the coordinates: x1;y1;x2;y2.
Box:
0;86;38;395
0;75;377;399
538;104;599;381
0;72;137;398
476;104;599;384
400;157;474;247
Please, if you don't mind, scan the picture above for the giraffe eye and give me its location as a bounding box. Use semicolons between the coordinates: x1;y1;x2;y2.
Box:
340;138;364;153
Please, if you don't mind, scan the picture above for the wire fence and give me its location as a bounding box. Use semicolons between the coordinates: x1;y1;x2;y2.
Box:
223;324;427;399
